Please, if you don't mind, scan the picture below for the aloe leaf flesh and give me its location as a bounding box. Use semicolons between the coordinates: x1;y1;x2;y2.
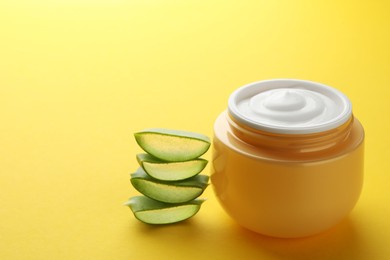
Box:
125;196;205;224
136;153;208;181
130;168;209;203
134;128;211;162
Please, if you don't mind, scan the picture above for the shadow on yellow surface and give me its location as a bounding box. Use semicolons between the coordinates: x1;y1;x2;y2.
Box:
125;209;370;260
234;217;363;259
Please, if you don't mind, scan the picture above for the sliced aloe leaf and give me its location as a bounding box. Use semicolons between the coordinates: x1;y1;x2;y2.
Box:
134;128;211;162
130;168;209;203
125;196;205;224
136;153;208;181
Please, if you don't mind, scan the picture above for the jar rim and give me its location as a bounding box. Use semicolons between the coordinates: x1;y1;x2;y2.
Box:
228;79;352;134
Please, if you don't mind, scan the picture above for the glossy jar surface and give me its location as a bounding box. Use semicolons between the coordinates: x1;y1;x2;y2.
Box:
211;79;365;238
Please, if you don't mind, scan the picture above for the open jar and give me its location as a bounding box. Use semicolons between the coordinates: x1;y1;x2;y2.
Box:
211;79;364;238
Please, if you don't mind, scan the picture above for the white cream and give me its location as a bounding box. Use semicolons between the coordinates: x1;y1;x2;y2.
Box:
228;79;352;134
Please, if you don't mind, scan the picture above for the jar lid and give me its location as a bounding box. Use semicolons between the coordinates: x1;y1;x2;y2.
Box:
228;79;352;134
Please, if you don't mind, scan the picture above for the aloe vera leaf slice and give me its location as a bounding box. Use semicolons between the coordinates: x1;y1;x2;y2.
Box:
130;168;209;204
134;128;211;162
136;153;208;181
124;196;205;224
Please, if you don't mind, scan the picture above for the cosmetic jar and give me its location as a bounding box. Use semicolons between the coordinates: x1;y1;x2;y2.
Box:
211;79;364;238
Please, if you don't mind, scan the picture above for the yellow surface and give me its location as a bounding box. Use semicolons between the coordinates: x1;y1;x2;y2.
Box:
0;1;389;259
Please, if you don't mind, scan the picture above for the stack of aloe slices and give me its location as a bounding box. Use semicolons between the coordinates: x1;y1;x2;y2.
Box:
125;128;211;224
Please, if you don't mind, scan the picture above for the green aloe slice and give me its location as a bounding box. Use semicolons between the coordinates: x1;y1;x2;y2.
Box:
130;168;209;203
134;128;211;162
125;196;205;224
136;153;208;181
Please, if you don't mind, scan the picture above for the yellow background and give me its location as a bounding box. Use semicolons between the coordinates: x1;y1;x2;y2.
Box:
1;1;389;259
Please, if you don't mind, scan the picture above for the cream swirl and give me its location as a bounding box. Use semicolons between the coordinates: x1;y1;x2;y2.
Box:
228;79;352;134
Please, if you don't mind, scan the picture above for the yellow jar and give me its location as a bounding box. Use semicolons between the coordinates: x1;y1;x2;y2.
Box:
211;79;364;238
